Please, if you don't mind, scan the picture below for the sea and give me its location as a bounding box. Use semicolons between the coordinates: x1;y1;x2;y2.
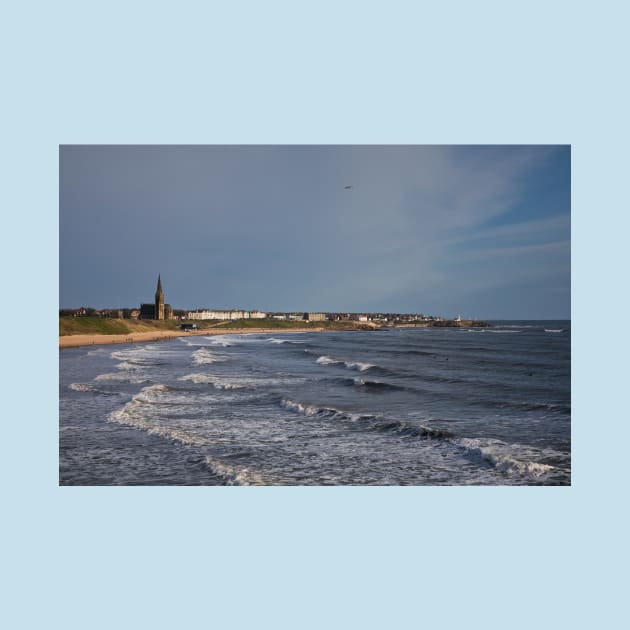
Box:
59;321;571;485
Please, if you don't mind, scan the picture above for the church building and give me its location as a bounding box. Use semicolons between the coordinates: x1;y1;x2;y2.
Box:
140;274;173;320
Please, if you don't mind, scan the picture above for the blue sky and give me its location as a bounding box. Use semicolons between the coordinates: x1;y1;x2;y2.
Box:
59;145;570;319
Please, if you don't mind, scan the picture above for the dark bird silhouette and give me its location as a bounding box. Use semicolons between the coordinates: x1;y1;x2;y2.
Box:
344;185;353;190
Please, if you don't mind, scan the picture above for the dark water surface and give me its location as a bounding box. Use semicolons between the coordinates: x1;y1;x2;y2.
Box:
59;321;570;485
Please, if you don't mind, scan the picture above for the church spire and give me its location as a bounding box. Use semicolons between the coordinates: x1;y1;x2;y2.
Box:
155;274;165;320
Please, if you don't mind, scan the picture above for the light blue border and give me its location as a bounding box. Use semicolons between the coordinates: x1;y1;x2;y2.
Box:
4;1;626;628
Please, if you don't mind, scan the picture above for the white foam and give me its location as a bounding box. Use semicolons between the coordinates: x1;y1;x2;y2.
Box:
94;372;149;384
316;355;375;372
110;345;172;367
267;338;305;345
204;456;266;485
316;355;342;365
115;361;139;371
280;397;357;421
183;374;246;389
192;347;226;365
456;438;558;477
207;334;266;347
346;361;375;372
110;349;148;363
132;383;170;402
69;383;97;392
108;384;209;447
181;373;303;390
281;398;322;416
545;329;564;333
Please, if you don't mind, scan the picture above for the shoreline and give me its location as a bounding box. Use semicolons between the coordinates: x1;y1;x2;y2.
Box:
59;327;327;349
59;319;488;349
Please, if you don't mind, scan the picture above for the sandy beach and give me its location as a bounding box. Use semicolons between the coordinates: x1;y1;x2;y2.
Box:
59;327;326;349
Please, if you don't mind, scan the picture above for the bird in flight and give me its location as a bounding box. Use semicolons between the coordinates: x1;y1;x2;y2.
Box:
344;185;353;190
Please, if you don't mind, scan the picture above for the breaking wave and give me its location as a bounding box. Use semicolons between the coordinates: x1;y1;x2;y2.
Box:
192;348;226;365
204;456;267;486
316;355;376;372
316;355;343;366
69;382;97;392
487;330;520;334
280;398;565;480
280;398;453;440
455;438;564;478
268;337;305;345
69;383;124;396
180;373;304;390
108;384;209;447
346;361;376;372
281;398;374;422
94;372;149;384
110;346;168;366
340;377;407;392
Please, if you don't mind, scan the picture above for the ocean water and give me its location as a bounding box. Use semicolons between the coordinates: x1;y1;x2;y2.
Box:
59;321;571;485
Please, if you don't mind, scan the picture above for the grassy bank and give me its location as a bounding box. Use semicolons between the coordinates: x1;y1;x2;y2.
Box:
60;317;213;336
59;316;374;336
59;316;487;337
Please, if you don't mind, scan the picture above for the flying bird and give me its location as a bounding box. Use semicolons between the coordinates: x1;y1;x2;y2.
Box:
344;185;353;190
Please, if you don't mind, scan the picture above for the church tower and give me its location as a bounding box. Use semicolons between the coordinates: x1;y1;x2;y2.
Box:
155;274;165;320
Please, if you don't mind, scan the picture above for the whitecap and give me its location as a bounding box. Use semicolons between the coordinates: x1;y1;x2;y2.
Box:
192;348;226;365
316;355;343;366
204;456;266;486
181;373;303;390
345;361;375;372
94;372;149;384
455;438;561;477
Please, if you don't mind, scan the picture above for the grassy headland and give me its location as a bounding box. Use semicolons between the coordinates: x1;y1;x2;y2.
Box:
60;316;187;336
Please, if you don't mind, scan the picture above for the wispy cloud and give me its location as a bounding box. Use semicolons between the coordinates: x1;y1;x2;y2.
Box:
60;145;570;318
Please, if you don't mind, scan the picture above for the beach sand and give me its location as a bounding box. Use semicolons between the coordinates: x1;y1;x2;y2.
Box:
59;327;325;349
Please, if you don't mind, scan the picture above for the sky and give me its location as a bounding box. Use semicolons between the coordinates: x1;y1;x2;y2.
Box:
59;145;570;319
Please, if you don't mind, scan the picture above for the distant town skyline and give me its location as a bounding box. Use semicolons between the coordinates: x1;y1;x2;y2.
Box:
60;145;570;319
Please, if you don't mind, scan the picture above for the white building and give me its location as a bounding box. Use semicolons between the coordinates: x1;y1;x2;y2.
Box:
304;313;327;321
187;310;267;321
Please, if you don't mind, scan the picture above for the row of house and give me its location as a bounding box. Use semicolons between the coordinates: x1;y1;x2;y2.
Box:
186;309;268;321
61;306;442;324
62;277;443;324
